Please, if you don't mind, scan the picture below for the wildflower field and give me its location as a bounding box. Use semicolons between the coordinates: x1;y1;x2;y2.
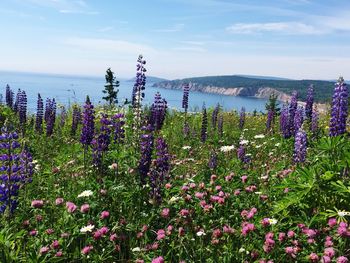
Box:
0;57;349;263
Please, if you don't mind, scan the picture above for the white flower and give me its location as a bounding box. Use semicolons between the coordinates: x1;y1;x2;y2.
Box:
268;218;278;225
182;146;191;150
338;211;350;217
80;224;95;233
240;140;249;145
275;143;281;147
132;247;141;252
77;190;93;198
220;145;235;152
254;134;265;139
254;192;263;195
168;196;180;204
196;231;206;236
246;153;252;157
255;145;262;149
238;247;246;253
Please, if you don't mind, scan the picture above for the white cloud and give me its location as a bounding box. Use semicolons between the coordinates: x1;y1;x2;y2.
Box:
226;22;322;35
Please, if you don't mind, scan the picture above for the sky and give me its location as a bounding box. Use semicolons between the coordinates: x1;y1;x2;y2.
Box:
0;0;350;80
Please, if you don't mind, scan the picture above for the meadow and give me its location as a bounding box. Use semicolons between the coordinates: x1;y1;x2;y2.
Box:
0;59;349;263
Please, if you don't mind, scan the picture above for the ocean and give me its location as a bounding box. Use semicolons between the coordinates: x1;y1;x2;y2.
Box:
0;71;268;113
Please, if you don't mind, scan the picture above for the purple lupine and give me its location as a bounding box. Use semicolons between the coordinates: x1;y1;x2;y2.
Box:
266;109;274;132
182;84;190;113
239;107;246;130
13;89;21;113
132;55;147;108
138;125;154;185
288;91;298;136
111;113;125;144
80;96;95;146
208;151;218;169
35;94;44;133
46;98;56;137
149;92;167;131
18;90;27;132
329;77;348;136
293;129;307;163
71;105;81;136
280;105;290;138
201;104;207;142
218;114;223;137
237;144;249;163
305;84;314;121
0;127;33;214
212;104;220;130
149;136;170;203
59;106;67;128
92;113;111;168
5;85;14;108
294;106;304;133
311;110;318;134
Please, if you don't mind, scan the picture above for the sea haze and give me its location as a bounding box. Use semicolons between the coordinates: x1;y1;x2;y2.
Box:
0;71;268;113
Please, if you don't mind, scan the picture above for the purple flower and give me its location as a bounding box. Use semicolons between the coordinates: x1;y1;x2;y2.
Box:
329;77;348;136
5;85;14;108
239;107;245;130
212;104;220;129
18;90;27;129
288;91;298;136
92;113;111;167
80;96;95;146
201;104;207;142
111;113;125;144
132;55;146;108
149;92;167;131
294;106;304;133
293;129;307;163
35;94;44;133
71;105;81;136
208;151;217;170
182;83;190;112
280;105;290;138
305;84;314;121
311;110;319;134
45;98;57;136
266;109;274;132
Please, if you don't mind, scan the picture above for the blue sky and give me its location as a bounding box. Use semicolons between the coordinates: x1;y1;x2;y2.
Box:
0;0;349;80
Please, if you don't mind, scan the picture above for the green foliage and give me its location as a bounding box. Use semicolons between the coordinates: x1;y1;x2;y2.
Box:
102;68;120;106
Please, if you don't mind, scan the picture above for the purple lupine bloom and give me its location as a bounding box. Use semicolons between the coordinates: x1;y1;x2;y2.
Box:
111;113;125;144
239;107;246;130
329;77;348;136
46;98;56;136
212;104;220;130
5;85;14;108
293;129;307;163
280;105;290;138
149;92;167;131
0;127;33;213
13;89;21;113
311;110;318;134
288;91;298;136
201;104;208;142
266;109;274;132
294;106;304;133
305;84;314;121
80;96;95;146
237;144;250;163
59;106;67;128
71;105;81;136
182;84;190;112
138;125;154;185
18;90;27;130
132;55;147;108
149;136;170;203
208;151;218;169
35;94;44;133
92;113;111;167
218;114;223;137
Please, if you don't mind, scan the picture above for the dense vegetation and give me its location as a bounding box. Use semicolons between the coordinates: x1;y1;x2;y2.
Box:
154;75;335;103
0;62;349;262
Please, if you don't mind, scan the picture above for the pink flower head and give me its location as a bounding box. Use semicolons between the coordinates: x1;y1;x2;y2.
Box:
80;203;90;213
66;201;77;213
337;256;349;263
179;209;189;217
328;218;337;228
152;256;164;263
29;229;38;236
51;240;59;249
99;226;109;235
110;233;117;241
178;227;185;236
287;230;295;238
309;253;319;262
100;210;110;219
161;208;170;218
212;228;222;238
55;198;64;205
234;189;241;196
81;245;93;255
261;218;270;227
278;232;286;242
31;200;44;208
39;246;49;255
165;183;172;189
157;229;166;240
223;225;234;234
324;247;335;258
195;192;205;199
322;256;331;263
241;175;248;183
55;251;63;257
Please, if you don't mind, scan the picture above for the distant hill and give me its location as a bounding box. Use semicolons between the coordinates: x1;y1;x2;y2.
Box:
127;76;168;83
153;75;335;103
